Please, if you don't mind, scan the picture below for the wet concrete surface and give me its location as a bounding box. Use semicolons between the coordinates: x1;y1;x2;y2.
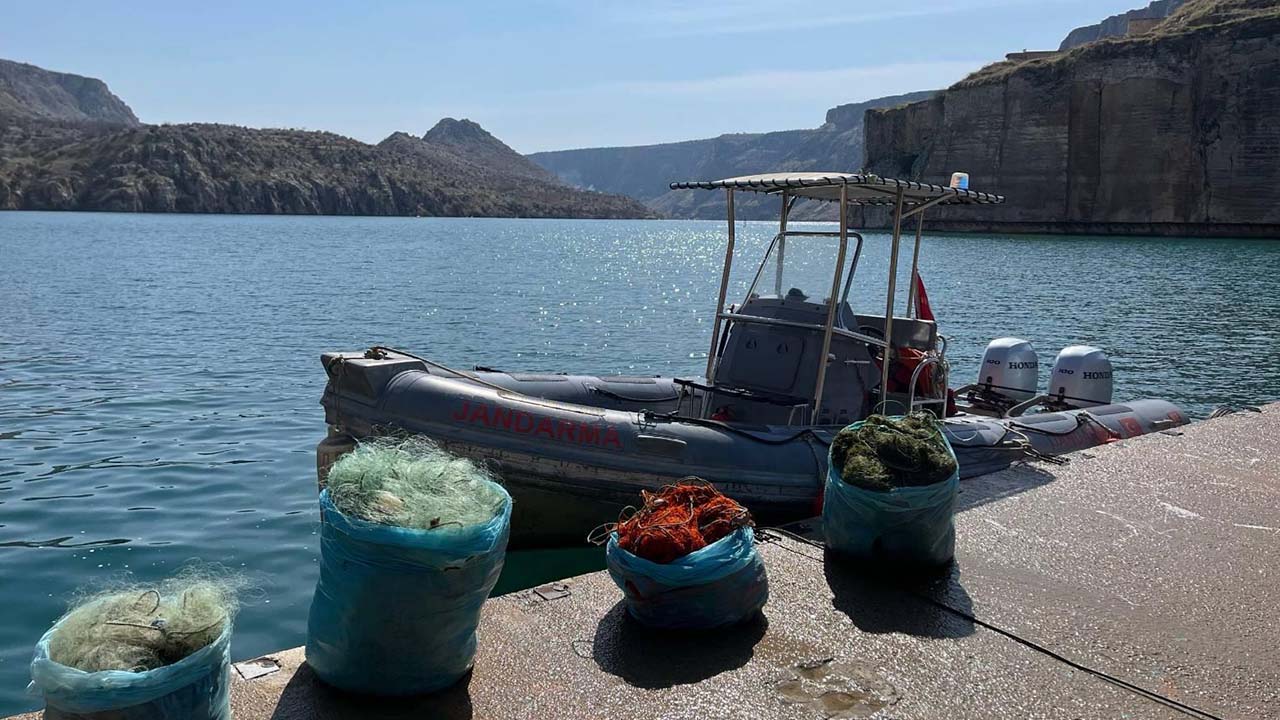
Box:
13;405;1277;719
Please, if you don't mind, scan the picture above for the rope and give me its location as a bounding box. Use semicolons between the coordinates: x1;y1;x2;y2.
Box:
367;345;526;397
641;410;829;446
760;527;1226;720
587;385;681;404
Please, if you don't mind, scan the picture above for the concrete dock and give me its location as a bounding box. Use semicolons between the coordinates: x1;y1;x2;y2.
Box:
17;405;1279;719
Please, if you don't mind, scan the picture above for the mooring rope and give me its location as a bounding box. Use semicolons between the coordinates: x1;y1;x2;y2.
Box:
760;527;1227;720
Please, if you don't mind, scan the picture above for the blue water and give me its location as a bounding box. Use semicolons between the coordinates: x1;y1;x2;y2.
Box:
1;211;1278;713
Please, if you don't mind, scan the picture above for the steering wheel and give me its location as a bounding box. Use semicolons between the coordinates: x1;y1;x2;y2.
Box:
857;325;885;340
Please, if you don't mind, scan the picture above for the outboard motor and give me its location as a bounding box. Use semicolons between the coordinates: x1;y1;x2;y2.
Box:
1046;345;1113;409
959;338;1039;414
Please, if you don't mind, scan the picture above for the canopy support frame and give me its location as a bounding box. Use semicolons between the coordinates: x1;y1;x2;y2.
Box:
811;186;848;424
705;188;736;389
907;210;925;317
774;192;793;296
880;187;906;413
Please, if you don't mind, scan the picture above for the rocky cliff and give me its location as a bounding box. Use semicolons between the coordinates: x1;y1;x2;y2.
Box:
529;91;934;220
1059;0;1189;50
0;59;138;125
0;61;652;218
862;0;1280;236
0;120;654;217
422;118;559;183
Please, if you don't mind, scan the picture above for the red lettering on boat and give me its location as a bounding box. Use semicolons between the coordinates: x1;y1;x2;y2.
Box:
603;427;622;449
450;400;622;450
452;401;470;421
535;418;556;439
556;420;576;442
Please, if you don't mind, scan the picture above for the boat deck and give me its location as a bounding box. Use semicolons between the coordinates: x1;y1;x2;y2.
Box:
14;404;1279;719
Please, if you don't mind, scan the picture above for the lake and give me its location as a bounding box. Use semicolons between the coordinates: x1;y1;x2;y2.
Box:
1;211;1278;713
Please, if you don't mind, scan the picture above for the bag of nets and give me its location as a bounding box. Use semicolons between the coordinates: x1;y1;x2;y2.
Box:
602;480;768;629
28;572;239;720
823;413;960;567
306;438;512;696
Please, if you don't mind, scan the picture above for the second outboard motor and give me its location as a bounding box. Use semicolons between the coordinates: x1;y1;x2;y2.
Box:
1047;345;1114;408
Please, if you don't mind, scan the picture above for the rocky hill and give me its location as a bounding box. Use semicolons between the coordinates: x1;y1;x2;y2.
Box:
0;59;138;125
0;61;652;218
1059;0;1189;50
862;0;1280;236
423;118;559;183
529;91;934;220
0;119;654;217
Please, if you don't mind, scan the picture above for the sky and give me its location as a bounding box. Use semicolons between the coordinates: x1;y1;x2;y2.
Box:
2;0;1147;153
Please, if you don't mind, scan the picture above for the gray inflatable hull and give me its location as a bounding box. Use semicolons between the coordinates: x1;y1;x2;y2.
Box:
319;353;1190;547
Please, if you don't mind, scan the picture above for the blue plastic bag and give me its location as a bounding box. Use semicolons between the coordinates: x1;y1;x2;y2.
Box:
823;419;959;566
29;619;230;719
606;526;768;629
306;487;511;696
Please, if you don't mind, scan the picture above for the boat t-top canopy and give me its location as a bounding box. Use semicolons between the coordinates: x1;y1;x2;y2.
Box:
670;172;1003;207
673;171;1005;421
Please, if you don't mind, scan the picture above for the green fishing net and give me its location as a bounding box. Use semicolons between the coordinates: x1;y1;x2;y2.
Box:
830;413;958;491
47;568;244;673
325;437;506;530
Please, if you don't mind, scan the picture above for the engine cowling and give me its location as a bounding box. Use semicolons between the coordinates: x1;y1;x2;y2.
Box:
1047;345;1114;408
976;337;1039;402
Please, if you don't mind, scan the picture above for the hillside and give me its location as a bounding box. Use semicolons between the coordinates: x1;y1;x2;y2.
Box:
529;91;934;220
0;59;138;125
0;60;652;218
422;117;558;183
0;120;654;217
862;0;1280;236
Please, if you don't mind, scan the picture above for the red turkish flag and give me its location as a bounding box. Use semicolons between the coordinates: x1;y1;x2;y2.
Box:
914;272;934;321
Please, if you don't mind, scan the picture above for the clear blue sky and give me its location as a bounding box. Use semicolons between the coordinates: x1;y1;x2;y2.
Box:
3;0;1144;153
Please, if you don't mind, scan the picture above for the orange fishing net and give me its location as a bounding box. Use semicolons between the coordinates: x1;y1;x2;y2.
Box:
614;479;753;564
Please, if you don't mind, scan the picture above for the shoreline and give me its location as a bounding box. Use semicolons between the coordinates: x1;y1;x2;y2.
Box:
4;208;1279;239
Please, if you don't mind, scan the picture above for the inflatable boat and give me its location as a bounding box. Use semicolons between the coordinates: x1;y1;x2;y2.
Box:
318;172;1190;546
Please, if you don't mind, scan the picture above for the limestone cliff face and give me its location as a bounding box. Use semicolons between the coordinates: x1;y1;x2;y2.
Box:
529;91;934;220
863;0;1280;236
0;59;138;124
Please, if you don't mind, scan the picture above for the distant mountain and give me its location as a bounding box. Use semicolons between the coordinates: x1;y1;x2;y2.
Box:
0;59;138;125
1059;0;1189;50
0;60;652;218
528;90;935;220
422;118;559;183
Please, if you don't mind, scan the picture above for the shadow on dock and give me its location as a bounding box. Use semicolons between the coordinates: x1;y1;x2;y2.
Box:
584;603;768;689
268;662;475;720
824;553;976;640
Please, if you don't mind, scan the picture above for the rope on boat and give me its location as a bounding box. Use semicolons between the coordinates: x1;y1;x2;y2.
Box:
367;346;527;397
1208;403;1262;419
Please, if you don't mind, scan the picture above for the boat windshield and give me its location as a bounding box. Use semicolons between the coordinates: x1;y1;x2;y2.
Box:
742;231;859;306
